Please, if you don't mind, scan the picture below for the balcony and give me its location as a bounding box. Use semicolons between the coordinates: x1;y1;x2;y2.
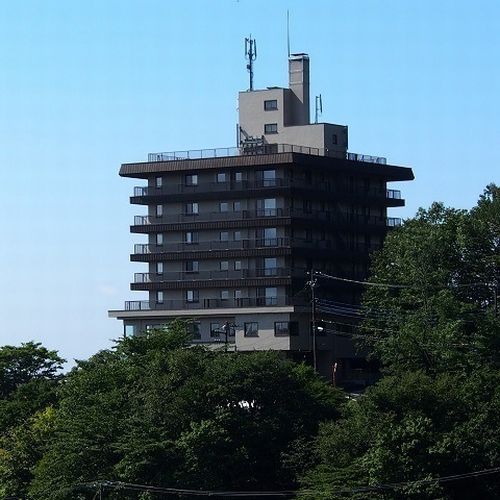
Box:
124;296;292;311
133;268;304;283
146;144;387;165
132;210;400;230
133;238;290;255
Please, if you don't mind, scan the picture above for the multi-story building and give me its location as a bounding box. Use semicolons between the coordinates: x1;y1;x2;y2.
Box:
109;53;414;382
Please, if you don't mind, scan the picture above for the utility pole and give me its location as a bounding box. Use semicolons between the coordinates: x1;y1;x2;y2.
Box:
307;270;318;372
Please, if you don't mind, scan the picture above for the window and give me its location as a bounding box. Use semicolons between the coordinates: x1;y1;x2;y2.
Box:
156;291;164;304
265;287;278;305
235;172;243;182
155;233;163;246
185;202;199;215
156;204;163;217
216;172;227;183
220;290;229;300
190;321;201;339
234;289;242;299
185;260;199;273
185;174;198;186
220;231;229;242
156;262;164;274
234;231;242;241
155;176;163;188
184;231;198;244
264;257;277;276
274;321;299;336
244;322;258;337
210;323;221;337
219;202;229;212
274;322;290;336
264;123;278;134
264;99;278;111
257;198;277;216
234;260;242;271
262;170;276;186
124;324;135;337
185;290;199;303
233;201;241;212
220;261;229;271
264;227;277;246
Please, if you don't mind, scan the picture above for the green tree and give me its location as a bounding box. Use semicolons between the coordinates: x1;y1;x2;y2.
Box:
30;322;343;499
0;342;64;498
361;185;499;375
300;369;500;500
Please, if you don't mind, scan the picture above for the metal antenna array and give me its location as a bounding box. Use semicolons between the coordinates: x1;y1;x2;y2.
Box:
245;35;257;91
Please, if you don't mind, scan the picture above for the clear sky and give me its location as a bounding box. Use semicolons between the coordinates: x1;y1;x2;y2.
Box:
0;0;498;365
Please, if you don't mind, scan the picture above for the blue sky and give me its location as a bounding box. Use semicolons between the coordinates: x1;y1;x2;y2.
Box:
0;0;498;364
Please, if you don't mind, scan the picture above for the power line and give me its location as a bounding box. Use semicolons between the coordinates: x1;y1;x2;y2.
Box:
78;467;500;497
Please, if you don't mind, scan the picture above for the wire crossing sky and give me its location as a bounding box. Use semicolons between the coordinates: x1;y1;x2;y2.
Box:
0;0;498;365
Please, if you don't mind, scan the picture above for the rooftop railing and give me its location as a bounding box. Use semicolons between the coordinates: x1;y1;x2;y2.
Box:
147;144;387;165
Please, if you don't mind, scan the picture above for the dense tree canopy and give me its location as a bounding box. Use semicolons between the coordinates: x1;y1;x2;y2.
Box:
28;321;342;499
361;184;499;375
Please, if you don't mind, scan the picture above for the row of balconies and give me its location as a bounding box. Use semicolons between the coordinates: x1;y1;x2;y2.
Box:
133;267;306;283
132;180;401;200
124;296;294;311
132;238;382;255
132;210;402;228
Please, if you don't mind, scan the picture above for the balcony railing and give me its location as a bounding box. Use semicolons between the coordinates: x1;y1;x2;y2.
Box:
133;238;289;255
132;180;399;199
132;210;400;229
146;144;387;165
133;267;304;283
124;296;292;311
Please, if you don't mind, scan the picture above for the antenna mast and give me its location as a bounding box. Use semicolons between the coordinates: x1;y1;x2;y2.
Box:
245;35;257;91
287;10;291;57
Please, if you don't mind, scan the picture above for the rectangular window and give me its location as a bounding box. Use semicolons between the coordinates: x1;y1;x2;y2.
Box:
124;324;135;337
185;174;198;186
234;231;242;241
219;202;229;212
155;233;163;246
265;287;278;305
234;260;242;271
156;291;164;303
244;322;258;337
185;260;199;272
235;172;243;182
264;123;278;134
155;176;163;188
185;290;199;303
264;257;277;276
274;322;290;336
156;204;163;217
220;231;229;242
210;323;221;337
220;290;229;300
190;321;201;339
216;172;227;183
220;261;229;271
264;99;278;111
184;232;198;244
264;227;277;246
234;289;242;299
185;202;199;215
156;262;164;274
233;201;241;212
262;170;276;186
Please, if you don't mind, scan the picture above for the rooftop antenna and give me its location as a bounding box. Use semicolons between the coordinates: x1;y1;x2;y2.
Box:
315;94;323;123
287;10;291;57
245;35;257;91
